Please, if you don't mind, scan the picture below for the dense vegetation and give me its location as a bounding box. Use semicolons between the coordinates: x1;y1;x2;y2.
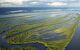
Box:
0;12;80;50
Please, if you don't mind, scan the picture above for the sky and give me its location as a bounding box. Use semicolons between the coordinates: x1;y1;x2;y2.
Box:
0;0;80;7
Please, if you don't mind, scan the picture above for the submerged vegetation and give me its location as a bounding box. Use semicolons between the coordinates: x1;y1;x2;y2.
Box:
0;12;80;50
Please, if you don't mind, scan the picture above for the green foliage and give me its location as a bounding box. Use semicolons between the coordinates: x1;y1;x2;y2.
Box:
0;13;79;50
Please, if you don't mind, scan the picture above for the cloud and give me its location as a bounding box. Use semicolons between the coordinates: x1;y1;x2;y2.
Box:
0;0;80;7
0;0;23;5
22;1;49;7
48;2;67;7
0;0;23;7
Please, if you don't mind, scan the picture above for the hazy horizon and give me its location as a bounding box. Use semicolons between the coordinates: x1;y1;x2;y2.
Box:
0;0;80;8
